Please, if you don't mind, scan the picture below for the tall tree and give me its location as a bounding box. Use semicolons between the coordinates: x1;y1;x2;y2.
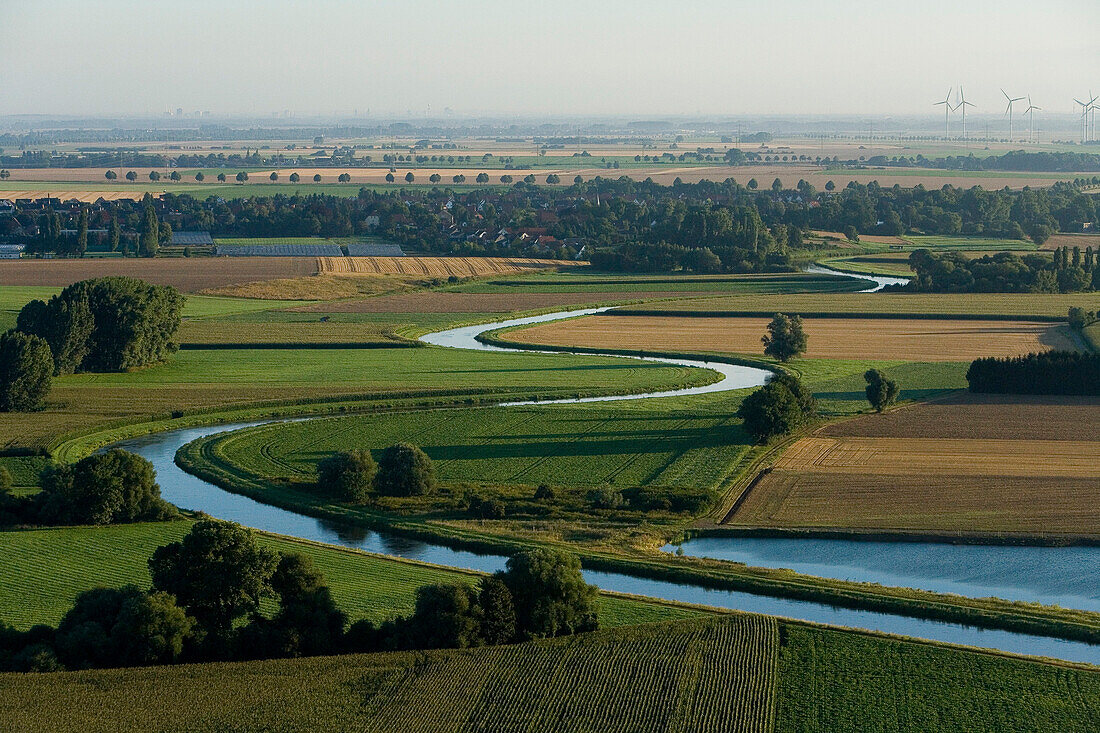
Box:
75;208;88;258
139;204;159;257
0;332;53;411
762;313;808;362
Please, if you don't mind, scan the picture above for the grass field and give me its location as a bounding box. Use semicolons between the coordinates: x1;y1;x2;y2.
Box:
614;291;1100;318
446;271;865;295
1;614;1095;732
729;394;1100;536
506;314;1077;362
0;521;706;631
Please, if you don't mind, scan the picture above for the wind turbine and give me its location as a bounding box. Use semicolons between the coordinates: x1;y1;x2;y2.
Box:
1024;96;1041;143
953;87;975;141
933;88;953;139
1073;93;1096;143
1002;89;1024;140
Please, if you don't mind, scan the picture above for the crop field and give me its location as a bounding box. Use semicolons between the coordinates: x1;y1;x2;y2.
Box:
0;257;320;292
447;271;864;295
0;521;705;631
176;319;409;346
506;314;1077;361
729;395;1100;536
615;291;1100;318
201;401;750;500
1039;232;1100;251
290;290;709;313
0;347;714;450
775;625;1100;732
319;256;574;277
3;614;1097;732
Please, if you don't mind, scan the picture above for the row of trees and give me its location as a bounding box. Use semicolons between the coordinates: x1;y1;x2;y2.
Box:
966;351;1100;395
317;442;436;502
899;249;1099;294
0;519;599;672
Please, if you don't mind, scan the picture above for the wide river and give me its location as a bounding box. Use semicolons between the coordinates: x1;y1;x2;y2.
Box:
111;267;1099;664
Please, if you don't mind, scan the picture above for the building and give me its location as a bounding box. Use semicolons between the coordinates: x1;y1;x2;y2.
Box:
0;244;25;259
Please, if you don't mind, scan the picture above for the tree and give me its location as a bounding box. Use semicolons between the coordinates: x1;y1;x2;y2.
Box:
149;520;279;634
0;467;11;494
235;171;248;182
408;584;482;649
107;217;121;252
75;208;88;257
338;173;351;182
317;449;376;503
158;221;173;248
169;171;181;181
546;174;560;184
0;169;9;180
771;178;783;192
0;332;53;411
54;586;193;669
761;313;807;362
478;575;516;645
289;172;299;182
195;171;205;182
217;173;227;182
453;174;466;184
375;443;436;496
864;368;900;412
39;449;174;526
104;170;117;180
574;175;583;184
313;174;322;182
269;172;279;182
256;553;347;658
125;171;137;182
430;173;442;183
384;172;395;183
770;372;816;418
148;170;161;181
737;381;804;443
476;172;489;183
825;180;835;191
405;172;416;183
139;203;159;256
499;549;598;639
499;174;512;184
843;225;860;242
747;178;758;190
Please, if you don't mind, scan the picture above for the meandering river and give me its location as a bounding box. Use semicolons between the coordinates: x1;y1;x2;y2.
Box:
103;266;1100;664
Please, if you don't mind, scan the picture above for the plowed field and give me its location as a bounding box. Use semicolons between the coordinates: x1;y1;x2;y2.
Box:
318;256;573;277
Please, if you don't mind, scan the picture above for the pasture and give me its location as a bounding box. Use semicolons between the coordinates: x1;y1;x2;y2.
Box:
0;521;700;631
505;314;1077;361
728;394;1100;537
446;271;864;295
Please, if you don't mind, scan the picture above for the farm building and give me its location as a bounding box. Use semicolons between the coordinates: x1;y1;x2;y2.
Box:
216;243;343;257
346;242;405;257
172;231;214;245
0;244;25;259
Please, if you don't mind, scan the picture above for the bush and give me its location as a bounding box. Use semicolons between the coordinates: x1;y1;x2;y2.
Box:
864;368;901;411
468;495;506;519
317;449;376;503
623;485;711;514
737;381;805;442
588;486;625;509
0;331;53;411
37;449;175;526
534;483;556;501
762;313;807;362
0;467;11;493
375;442;436;496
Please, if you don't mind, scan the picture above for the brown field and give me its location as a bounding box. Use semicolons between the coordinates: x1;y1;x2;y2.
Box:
0;257;319;292
1039;232;1100;251
0;190;152;202
811;230;908;246
291;291;702;314
318;256;574;277
201;274;418;301
507;315;1076;361
728;394;1100;536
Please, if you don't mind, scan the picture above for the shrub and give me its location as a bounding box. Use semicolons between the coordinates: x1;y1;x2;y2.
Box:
468;495;506;519
623;485;711;513
317;449;376;503
0;331;53;411
534;483;556;501
375;442;436;496
864;368;901;411
588;486;625;509
737;381;805;443
0;467;11;493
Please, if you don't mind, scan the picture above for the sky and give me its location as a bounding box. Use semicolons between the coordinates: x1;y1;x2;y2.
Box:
1;0;1097;118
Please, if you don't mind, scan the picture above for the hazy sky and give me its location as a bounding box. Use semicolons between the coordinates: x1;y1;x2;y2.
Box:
1;0;1097;118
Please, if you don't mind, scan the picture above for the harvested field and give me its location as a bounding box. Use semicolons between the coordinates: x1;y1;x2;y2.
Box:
616;291;1100;318
729;394;1100;535
507;315;1077;361
291;290;701;313
0;257;318;292
774;436;1099;478
0;189;153;202
1039;232;1100;251
319;256;574;277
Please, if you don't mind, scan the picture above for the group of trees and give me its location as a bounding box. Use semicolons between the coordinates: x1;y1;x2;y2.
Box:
317;442;436;502
737;372;817;443
0;519;598;673
966;351;1100;396
0;449;176;527
899;248;1099;294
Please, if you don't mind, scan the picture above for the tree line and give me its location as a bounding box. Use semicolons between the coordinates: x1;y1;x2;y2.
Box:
966;351;1100;395
896;248;1099;294
0;518;600;673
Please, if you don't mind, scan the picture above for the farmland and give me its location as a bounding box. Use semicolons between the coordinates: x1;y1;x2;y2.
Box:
318;255;575;277
614;290;1100;318
446;271;865;294
2;614;1097;732
505;314;1077;361
727;394;1100;537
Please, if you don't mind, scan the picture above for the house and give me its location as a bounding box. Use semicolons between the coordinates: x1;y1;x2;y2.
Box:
171;231;214;246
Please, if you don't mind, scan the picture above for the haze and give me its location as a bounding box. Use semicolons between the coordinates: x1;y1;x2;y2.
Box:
1;0;1097;117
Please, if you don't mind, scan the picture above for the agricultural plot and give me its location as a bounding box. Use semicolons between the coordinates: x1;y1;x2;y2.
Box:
729;394;1100;537
506;314;1077;361
0;257;319;292
202;401;750;500
319;256;574;277
447;271;864;295
615;290;1100;318
290;290;707;314
0;522;702;631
